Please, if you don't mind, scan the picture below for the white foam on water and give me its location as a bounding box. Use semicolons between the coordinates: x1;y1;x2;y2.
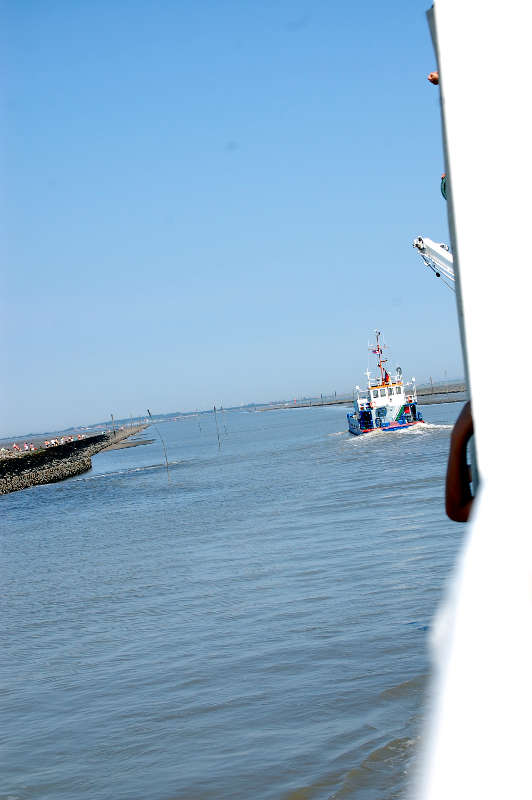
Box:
344;429;382;444
80;463;168;481
342;422;451;445
398;424;451;435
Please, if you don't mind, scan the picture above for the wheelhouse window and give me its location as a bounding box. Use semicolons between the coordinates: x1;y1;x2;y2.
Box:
380;389;386;397
373;390;378;398
387;388;393;396
395;387;401;394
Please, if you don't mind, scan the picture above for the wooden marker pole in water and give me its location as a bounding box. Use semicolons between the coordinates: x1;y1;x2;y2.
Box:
221;403;228;436
213;405;221;450
147;409;171;484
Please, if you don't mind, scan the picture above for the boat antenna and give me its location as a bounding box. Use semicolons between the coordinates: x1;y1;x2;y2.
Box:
371;330;388;384
147;409;171;484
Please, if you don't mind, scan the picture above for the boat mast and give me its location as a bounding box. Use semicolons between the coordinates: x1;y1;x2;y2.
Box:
374;330;387;383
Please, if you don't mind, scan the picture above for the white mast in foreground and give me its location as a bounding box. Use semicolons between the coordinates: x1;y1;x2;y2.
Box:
417;3;532;800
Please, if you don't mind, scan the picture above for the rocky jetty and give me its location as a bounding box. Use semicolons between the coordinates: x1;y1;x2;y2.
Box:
0;426;147;496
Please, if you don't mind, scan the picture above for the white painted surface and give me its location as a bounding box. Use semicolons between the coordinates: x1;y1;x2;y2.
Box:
417;2;532;799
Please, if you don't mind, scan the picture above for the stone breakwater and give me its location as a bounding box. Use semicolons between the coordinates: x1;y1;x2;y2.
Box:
0;426;148;496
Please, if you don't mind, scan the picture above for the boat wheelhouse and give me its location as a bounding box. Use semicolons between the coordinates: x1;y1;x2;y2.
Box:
347;331;424;435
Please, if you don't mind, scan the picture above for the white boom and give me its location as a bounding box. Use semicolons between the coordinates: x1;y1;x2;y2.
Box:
413;235;455;290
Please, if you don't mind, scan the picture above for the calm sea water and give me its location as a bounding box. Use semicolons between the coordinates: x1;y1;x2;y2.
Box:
1;403;464;800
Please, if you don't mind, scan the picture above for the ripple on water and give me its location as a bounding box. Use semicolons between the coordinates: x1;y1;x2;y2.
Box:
1;402;464;800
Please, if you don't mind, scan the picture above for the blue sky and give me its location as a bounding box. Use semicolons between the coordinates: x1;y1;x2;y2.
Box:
2;0;461;434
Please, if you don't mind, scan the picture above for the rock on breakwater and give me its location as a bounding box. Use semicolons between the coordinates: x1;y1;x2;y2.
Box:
0;426;148;495
1;454;94;494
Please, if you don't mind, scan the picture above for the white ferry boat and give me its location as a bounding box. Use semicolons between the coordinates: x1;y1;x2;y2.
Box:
347;331;424;435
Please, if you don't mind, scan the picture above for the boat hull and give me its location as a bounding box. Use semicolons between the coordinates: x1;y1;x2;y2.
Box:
347;417;425;436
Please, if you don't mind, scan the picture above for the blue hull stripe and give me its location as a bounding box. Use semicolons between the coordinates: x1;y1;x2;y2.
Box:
347;421;423;435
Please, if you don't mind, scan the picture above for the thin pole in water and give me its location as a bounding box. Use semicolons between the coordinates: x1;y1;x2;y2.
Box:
221;403;228;435
213;405;221;450
147;409;171;484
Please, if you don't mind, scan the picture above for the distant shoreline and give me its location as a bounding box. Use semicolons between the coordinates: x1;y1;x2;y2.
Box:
256;385;467;412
